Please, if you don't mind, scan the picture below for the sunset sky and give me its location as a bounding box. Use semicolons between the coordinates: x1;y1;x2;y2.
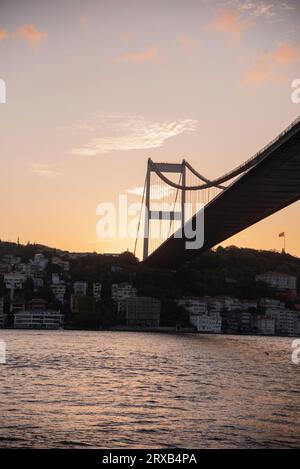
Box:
0;0;300;259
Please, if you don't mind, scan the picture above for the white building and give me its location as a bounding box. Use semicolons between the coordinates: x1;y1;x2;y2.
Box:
93;283;102;300
177;297;221;333
256;272;297;293
112;283;137;302
259;298;299;336
177;297;207;315
14;310;63;329
189;313;222;333
73;281;88;296
217;296;257;312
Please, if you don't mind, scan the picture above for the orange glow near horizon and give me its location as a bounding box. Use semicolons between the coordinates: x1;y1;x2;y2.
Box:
0;0;300;260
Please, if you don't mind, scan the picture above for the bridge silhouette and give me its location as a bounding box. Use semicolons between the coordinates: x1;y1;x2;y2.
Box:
135;115;300;269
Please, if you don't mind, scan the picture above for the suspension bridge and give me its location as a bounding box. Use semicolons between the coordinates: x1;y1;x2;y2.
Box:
134;115;300;269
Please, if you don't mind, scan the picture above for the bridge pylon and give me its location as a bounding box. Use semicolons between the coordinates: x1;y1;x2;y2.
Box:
143;158;186;261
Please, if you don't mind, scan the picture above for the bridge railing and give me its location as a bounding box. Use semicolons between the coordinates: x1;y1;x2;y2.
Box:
224;114;300;181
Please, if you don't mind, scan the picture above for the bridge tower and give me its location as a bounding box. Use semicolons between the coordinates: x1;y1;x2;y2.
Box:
143;158;186;261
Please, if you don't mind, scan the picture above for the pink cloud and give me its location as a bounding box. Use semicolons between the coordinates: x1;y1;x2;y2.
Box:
244;43;300;85
244;55;272;85
16;24;48;45
119;47;159;64
0;29;8;41
206;9;253;41
271;43;300;65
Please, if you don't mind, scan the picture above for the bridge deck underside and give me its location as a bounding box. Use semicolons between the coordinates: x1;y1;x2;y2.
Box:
143;122;300;269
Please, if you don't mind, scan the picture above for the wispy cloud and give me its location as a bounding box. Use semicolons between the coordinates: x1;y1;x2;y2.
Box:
244;42;300;85
252;3;275;18
223;1;294;18
119;47;159;63
127;185;174;200
31;164;62;178
69;114;198;156
16;24;48;45
280;2;294;11
206;9;253;41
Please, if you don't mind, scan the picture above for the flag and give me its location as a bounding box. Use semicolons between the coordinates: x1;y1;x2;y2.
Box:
279;232;285;237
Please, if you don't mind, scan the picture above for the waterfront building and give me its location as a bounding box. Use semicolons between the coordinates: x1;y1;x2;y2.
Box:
278;310;299;337
122;296;160;328
239;311;253;333
221;310;254;334
29;298;47;310
255;316;275;335
14;310;63;329
189;313;222;333
10;300;26;320
176;297;221;333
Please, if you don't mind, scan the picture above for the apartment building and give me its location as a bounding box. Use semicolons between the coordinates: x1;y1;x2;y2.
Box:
123;296;160;328
256;272;297;293
14;310;63;329
112;283;137;302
